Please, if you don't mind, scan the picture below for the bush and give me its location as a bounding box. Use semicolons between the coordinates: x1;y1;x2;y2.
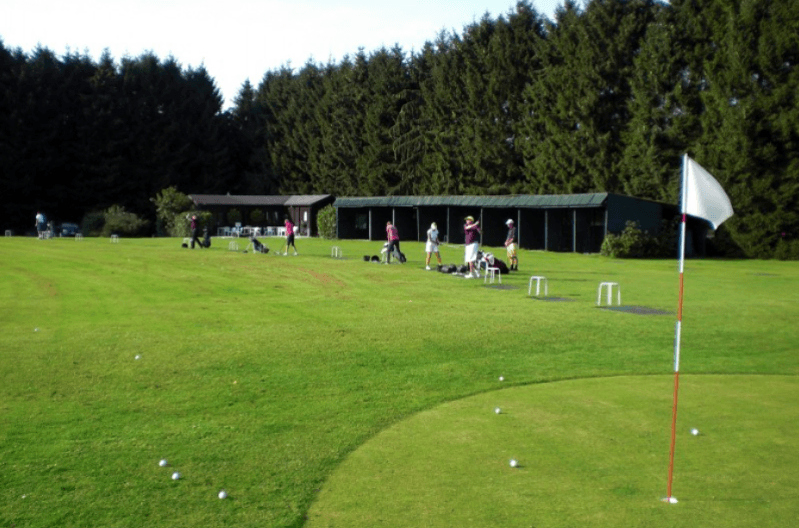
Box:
101;205;150;237
774;238;799;260
227;208;242;226
317;204;336;239
601;220;677;259
81;211;106;237
250;209;264;226
172;211;214;238
150;187;193;237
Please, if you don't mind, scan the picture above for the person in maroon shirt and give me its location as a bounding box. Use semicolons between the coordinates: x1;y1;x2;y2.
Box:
464;216;481;278
385;221;401;263
190;215;203;249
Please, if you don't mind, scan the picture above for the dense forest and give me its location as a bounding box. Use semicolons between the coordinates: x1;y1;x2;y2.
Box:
1;0;797;258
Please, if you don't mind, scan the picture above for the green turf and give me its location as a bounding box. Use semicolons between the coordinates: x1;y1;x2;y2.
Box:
0;236;797;527
306;375;799;527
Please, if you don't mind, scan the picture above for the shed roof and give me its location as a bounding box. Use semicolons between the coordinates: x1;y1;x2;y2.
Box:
191;194;332;207
333;193;610;209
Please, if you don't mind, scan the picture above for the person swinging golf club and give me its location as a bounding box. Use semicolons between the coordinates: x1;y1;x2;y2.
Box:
463;216;480;278
283;215;298;256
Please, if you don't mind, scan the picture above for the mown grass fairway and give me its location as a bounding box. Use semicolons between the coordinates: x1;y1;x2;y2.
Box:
1;236;797;528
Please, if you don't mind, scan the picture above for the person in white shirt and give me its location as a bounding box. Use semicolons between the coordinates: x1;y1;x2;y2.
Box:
425;222;442;270
35;212;46;239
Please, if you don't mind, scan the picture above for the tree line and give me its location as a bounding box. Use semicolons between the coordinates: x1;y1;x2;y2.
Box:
1;0;797;258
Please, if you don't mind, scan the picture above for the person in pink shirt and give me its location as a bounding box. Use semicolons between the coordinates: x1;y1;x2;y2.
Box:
385;221;401;263
283;216;298;256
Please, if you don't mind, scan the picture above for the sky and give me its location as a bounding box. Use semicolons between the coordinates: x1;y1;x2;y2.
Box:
2;0;563;109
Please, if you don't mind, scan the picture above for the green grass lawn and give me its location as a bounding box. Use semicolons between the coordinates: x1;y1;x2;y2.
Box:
1;236;797;527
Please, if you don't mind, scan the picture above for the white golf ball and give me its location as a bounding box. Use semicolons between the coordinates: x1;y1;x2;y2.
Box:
218;490;227;499
494;407;501;414
34;328;39;332
171;472;181;480
509;459;518;468
135;355;141;360
691;428;699;436
499;376;504;382
159;459;168;467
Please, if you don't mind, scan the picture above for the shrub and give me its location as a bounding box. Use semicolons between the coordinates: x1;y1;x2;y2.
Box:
101;205;150;237
227;208;242;226
601;220;677;259
774;238;799;260
150;187;193;237
317;204;336;239
172;211;214;238
250;209;264;225
81;211;106;237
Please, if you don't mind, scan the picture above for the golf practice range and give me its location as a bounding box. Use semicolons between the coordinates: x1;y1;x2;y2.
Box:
1;236;797;528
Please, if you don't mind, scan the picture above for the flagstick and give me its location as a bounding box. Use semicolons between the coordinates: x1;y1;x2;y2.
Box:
666;155;689;503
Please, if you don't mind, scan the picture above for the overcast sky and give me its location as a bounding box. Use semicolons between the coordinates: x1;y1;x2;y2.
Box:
2;0;564;109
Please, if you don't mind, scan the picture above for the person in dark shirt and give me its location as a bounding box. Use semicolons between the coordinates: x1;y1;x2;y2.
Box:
464;216;481;278
190;215;203;249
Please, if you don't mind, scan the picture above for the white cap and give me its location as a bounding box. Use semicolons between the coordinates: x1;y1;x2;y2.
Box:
506;219;514;225
431;222;437;229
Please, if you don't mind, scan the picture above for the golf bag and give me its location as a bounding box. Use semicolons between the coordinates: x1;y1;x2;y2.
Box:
250;237;269;254
203;229;211;248
479;252;509;274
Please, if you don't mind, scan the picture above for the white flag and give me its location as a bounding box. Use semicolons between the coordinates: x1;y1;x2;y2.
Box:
683;156;734;230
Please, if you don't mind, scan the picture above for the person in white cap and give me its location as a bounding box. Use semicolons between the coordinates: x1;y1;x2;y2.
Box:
425;222;442;270
504;219;518;271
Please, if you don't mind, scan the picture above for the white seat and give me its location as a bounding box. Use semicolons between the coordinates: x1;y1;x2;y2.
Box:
528;276;548;297
484;267;501;284
597;282;621;306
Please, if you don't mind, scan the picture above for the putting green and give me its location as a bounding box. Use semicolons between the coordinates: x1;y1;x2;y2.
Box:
306;375;799;528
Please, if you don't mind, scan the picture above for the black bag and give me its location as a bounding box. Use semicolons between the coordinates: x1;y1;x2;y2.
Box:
398;251;407;264
251;237;268;253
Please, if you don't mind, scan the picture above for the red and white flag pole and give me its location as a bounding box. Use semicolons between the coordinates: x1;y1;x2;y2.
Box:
665;154;733;504
665;154;689;504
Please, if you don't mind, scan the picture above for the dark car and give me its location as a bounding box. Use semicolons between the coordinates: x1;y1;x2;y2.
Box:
57;223;81;237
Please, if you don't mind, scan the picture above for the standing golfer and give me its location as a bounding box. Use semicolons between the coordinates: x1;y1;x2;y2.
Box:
504;219;518;271
283;216;298;255
464;216;481;278
190;215;203;249
35;211;46;239
425;222;442;270
386;221;401;264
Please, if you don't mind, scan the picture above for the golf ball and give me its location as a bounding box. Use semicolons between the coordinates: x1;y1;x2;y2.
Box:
218;490;227;499
135;355;141;360
499;376;504;382
509;459;518;468
691;428;699;436
494;407;501;414
159;459;168;467
171;472;181;480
